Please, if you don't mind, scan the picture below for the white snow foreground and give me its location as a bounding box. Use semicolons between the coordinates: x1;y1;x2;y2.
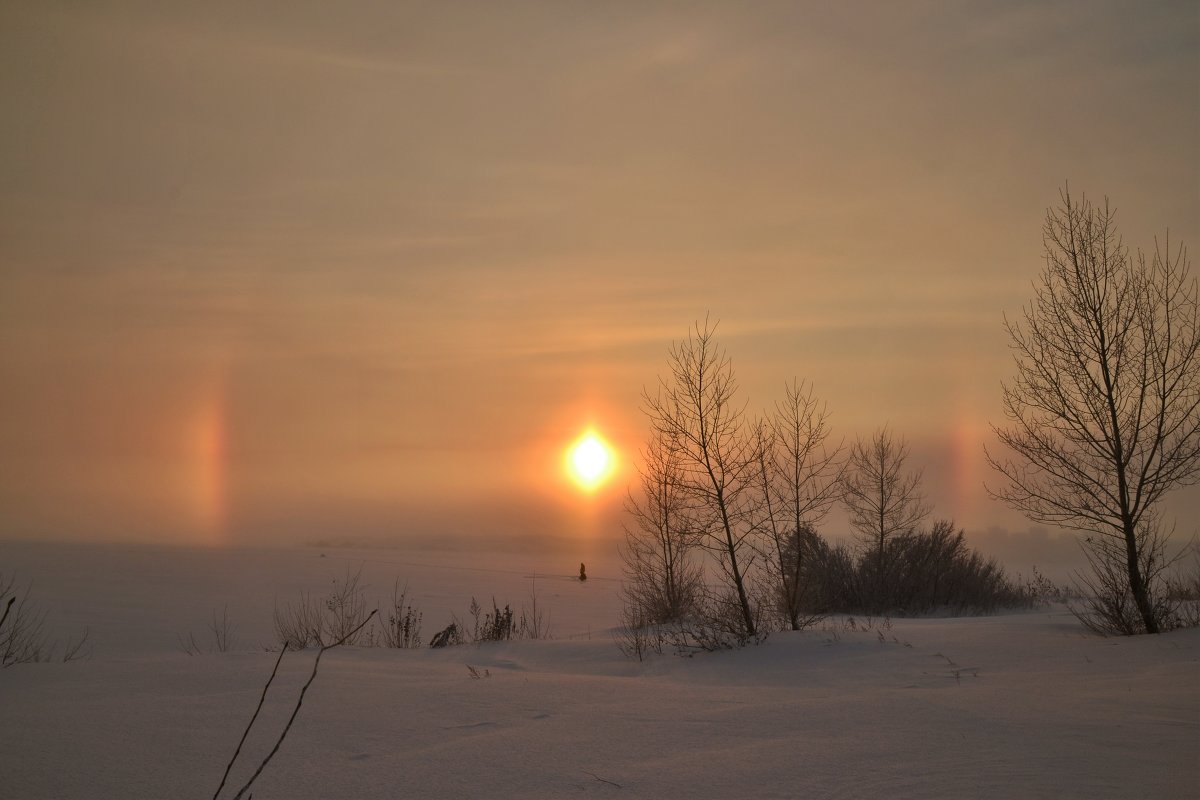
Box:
2;612;1196;798
1;542;1197;798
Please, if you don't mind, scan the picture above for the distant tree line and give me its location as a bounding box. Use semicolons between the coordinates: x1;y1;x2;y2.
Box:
620;320;1024;653
621;185;1200;647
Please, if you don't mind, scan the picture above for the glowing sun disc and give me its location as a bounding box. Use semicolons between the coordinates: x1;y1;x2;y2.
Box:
566;430;616;491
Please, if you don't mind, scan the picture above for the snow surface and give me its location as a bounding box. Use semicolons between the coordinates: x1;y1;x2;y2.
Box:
1;541;1197;799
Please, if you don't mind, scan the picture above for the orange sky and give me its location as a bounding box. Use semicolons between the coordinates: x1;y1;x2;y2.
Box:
1;1;1197;551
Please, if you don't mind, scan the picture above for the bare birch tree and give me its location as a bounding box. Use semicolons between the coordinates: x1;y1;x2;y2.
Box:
621;432;703;625
842;427;930;565
987;187;1200;634
642;319;759;638
750;380;845;629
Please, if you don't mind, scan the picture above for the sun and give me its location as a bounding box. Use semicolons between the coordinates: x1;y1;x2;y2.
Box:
565;429;617;492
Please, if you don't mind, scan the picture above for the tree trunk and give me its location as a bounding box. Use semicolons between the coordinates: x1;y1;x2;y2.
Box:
1123;521;1159;634
787;531;803;631
719;501;756;637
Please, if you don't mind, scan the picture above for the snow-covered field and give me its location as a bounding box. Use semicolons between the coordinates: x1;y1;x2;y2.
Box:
2;540;1197;799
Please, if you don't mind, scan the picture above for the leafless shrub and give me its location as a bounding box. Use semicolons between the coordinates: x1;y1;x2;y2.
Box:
272;591;325;650
1;574;48;667
619;589;765;659
1;573;91;666
273;568;368;650
786;535;860;614
820;615;910;647
465;597;512;642
1012;566;1074;605
781;523;1027;617
178;631;204;657
1163;546;1200;629
429;623;462;648
666;589;769;655
1165;544;1200;600
1071;553;1158;636
1069;521;1193;635
460;584;552;644
211;605;235;653
180;606;237;655
376;581;423;649
879;521;1023;614
60;628;92;663
519;580;551;640
614;605;667;661
322;568;368;644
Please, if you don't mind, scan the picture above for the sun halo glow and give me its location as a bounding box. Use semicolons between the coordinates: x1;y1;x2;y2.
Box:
565;430;616;492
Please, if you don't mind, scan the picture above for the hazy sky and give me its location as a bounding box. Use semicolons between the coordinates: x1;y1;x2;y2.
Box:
2;1;1197;554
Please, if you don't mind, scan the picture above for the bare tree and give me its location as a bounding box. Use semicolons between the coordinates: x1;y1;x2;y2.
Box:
750;380;845;629
987;187;1200;634
621;431;703;625
642;319;759;638
842;427;930;565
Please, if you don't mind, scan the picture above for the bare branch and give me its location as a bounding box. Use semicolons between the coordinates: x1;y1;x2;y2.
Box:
220;609;378;800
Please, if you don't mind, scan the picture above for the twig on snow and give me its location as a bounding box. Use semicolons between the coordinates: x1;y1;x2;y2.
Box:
583;770;622;788
215;609;377;800
212;645;288;800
